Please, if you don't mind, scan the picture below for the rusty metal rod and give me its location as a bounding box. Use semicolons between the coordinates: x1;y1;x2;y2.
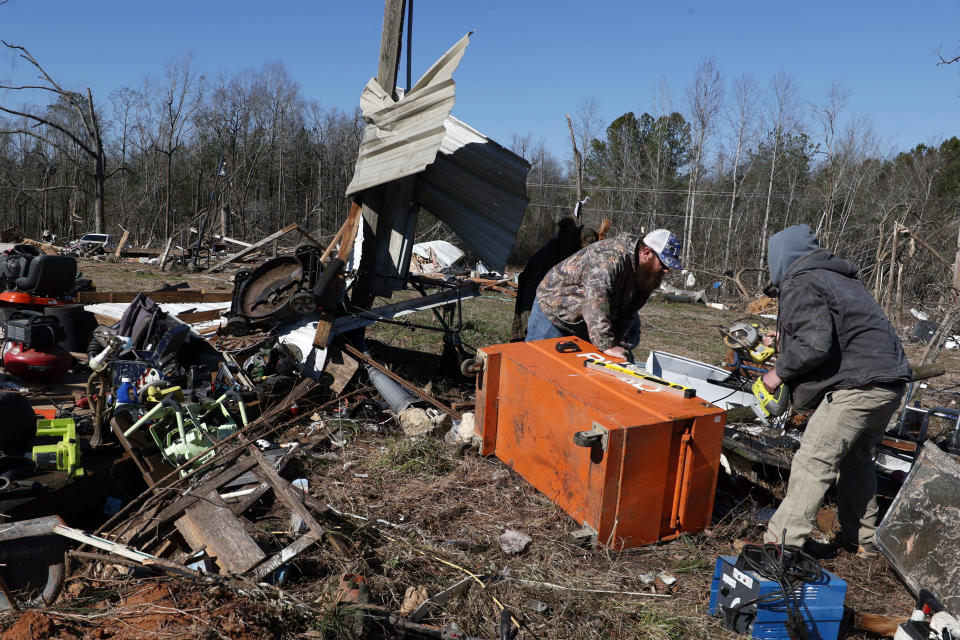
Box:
342;343;461;420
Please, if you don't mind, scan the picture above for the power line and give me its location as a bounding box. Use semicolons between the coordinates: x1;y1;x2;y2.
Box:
526;202;743;222
528;181;833;200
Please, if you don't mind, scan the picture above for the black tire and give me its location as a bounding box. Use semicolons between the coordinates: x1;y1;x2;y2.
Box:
289;291;317;315
224;315;251;336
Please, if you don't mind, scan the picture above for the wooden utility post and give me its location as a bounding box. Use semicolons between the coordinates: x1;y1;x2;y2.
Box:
352;0;417;309
377;0;406;102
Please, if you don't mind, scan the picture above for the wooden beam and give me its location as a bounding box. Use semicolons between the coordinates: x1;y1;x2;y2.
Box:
313;203;363;348
250;533;319;581
158;236;174;269
377;0;406;99
205;223;299;273
175;489;266;574
114;229;129;259
176;309;223;324
245;440;327;543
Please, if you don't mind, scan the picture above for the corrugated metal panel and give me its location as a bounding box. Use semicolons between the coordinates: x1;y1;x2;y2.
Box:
416;117;530;271
345;32;530;274
346;34;469;196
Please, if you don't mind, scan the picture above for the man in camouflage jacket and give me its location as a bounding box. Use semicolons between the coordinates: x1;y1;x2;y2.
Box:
525;229;682;359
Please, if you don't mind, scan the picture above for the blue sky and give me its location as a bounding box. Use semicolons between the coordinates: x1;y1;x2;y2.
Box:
2;0;958;160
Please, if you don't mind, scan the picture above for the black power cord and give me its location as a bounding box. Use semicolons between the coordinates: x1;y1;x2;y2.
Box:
727;542;822;640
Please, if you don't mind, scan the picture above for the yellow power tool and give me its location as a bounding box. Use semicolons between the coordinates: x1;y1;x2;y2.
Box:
720;322;775;364
752;377;789;418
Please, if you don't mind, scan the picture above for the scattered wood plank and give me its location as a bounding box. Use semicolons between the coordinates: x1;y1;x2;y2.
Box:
79;291;232;303
176;309;223;324
322;344;359;394
205;223;300;273
250;533;319;581
2;516;197;578
245;441;327;542
158;236;174;269
114;229;129;259
153;455;256;528
175;489;266;574
846;608;907;637
218;236;252;248
313;202;362;348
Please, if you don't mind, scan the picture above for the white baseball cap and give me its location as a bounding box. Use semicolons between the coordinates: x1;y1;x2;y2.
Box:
642;229;683;270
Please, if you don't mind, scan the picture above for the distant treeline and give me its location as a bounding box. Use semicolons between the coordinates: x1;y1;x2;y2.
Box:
1;53;958;318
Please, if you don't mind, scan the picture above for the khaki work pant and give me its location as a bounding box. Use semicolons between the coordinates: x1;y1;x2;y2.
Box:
764;383;905;547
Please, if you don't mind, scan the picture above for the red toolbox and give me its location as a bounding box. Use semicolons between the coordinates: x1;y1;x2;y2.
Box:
475;336;726;548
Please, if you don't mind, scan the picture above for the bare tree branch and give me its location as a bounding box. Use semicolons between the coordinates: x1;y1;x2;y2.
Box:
0;84;61;93
936;45;960;65
0;40;108;231
0;106;96;156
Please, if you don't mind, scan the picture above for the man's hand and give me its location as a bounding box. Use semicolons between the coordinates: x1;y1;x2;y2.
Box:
762;331;778;348
603;346;628;360
761;368;782;392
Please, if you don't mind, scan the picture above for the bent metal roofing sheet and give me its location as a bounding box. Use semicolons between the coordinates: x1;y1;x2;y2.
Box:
346;33;529;272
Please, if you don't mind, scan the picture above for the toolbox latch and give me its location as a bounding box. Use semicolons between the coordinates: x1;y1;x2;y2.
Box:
573;422;609;451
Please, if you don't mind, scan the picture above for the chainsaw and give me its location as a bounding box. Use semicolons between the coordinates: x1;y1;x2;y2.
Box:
719;322;775;364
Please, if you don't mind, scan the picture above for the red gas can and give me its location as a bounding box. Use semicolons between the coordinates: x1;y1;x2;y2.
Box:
475;336;726;548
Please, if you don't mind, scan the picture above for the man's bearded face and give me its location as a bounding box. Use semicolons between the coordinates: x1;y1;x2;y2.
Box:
636;248;669;292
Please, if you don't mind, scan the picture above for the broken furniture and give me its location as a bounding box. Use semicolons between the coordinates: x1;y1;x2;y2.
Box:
474;336;726;548
123;389;248;477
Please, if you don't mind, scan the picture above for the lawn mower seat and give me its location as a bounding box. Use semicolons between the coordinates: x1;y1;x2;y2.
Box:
15;255;77;297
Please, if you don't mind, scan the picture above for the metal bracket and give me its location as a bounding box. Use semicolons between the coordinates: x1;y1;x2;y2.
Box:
573;422;609;451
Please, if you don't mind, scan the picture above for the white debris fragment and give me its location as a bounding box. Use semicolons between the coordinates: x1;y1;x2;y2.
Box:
498;529;532;555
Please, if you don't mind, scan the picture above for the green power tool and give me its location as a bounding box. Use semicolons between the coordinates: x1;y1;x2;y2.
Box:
32;418;84;478
752;377;789;419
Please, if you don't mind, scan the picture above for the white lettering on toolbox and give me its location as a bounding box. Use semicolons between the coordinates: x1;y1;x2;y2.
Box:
575;353;606;361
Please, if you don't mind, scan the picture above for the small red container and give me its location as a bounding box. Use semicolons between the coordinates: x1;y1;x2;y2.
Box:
4;343;71;381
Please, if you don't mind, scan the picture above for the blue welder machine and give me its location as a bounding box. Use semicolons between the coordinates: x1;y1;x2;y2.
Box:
709;548;846;640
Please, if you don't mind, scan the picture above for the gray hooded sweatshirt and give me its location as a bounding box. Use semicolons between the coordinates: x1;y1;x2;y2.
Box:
768;225;912;409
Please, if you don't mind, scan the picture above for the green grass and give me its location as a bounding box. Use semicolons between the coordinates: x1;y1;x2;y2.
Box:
374;435;456;476
672;534;711;574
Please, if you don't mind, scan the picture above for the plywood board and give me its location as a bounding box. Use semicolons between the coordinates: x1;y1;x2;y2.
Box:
174;489;265;574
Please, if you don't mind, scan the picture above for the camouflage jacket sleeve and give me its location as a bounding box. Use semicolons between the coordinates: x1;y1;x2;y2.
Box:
581;260;626;351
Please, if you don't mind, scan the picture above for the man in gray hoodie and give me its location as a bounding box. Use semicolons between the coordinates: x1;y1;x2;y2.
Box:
761;224;912;554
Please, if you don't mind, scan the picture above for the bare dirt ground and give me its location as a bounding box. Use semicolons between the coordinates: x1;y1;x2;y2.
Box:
2;257;957;639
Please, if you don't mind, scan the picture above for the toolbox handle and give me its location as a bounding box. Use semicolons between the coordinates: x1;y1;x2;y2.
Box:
572;422;608;451
573;431;601;447
669;426;693;530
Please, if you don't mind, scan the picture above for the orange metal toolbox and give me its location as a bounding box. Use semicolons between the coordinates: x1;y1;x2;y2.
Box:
474;336;726;548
